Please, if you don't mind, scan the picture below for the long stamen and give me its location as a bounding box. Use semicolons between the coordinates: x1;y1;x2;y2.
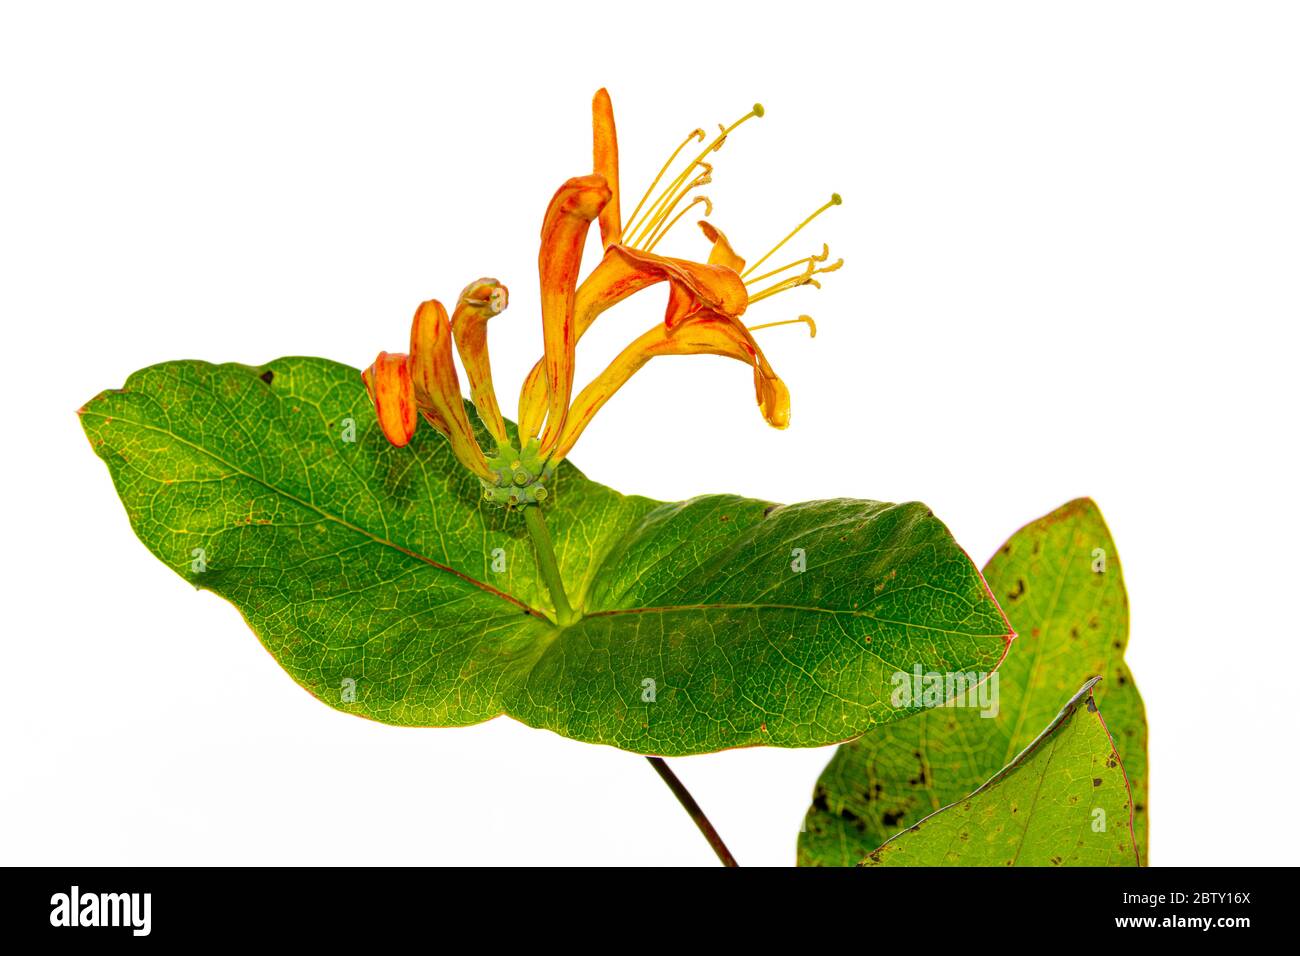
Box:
743;244;831;287
625;159;712;250
749;276;820;303
633;167;712;249
748;315;817;336
629;111;757;239
644;195;713;252
741;193;842;280
631;108;761;233
746;256;843;304
621;127;706;242
623;105;764;249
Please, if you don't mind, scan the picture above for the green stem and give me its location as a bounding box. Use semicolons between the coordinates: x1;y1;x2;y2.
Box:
522;506;577;625
646;757;739;867
521;507;731;865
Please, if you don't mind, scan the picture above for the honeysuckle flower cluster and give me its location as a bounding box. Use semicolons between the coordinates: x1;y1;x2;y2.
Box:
363;89;841;508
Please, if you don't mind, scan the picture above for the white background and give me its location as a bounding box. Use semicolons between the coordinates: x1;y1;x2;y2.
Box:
3;1;1297;866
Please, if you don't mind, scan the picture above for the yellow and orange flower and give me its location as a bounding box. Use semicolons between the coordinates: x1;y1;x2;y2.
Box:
363;88;841;507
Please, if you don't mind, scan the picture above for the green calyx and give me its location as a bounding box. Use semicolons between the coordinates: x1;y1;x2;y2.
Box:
480;445;553;509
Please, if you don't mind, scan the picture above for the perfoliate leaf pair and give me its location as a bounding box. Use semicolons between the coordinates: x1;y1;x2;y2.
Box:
80;356;1010;755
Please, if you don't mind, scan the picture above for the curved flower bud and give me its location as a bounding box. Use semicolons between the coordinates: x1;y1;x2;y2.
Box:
593;88;622;249
451;278;510;447
519;173;611;453
409;298;492;479
550;310;788;464
361;351;418;448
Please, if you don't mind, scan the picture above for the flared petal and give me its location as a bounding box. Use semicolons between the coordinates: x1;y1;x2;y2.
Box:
592;88;621;248
450;278;510;446
361;351;418;447
652;312;788;428
613;244;748;328
698;221;746;274
518;173;611;450
550;311;788;463
409;298;492;478
518;242;751;429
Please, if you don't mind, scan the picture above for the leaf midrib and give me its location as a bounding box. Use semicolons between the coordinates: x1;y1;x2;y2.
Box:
81;405;549;620
84;403;1015;650
584;602;1014;635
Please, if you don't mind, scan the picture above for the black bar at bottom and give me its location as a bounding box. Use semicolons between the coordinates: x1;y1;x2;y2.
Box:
5;865;1280;940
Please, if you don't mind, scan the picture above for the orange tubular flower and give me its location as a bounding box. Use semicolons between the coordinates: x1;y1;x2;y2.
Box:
364;87;840;510
524;88;838;466
450;278;510;447
518;173;611;453
516;240;752;428
551;311;789;464
408;298;493;479
361;351;418;448
592;87;621;248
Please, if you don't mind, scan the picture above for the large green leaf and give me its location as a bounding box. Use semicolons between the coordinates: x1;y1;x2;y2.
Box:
860;678;1140;867
799;498;1147;863
80;357;1012;755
